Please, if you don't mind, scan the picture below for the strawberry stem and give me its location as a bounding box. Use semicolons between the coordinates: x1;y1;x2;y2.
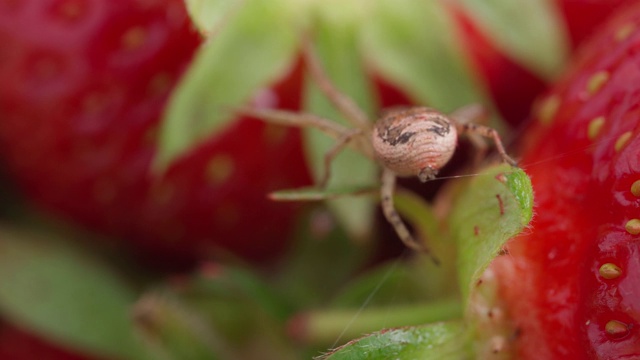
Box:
288;298;462;345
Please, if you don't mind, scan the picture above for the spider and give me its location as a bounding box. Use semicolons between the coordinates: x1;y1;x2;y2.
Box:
241;41;517;259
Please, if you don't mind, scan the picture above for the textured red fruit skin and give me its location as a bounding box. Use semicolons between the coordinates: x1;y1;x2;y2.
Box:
491;3;640;358
123;58;310;266
0;1;311;268
557;0;631;49
0;323;101;360
447;1;636;128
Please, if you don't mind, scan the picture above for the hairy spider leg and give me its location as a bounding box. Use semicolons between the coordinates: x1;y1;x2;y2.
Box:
450;103;518;167
381;168;440;263
449;103;489;124
301;39;371;131
239;107;350;139
239;107;371;189
319;128;363;188
450;104;490;166
456;122;518;167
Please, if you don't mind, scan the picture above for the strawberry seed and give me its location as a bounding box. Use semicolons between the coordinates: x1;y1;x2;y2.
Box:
599;263;622;279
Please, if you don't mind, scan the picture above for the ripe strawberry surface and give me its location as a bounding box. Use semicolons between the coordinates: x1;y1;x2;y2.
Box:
0;0;310;268
447;0;634;128
0;323;101;360
490;3;640;358
557;0;631;49
447;5;547;127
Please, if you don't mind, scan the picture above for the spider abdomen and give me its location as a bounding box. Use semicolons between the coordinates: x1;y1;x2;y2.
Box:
372;107;457;181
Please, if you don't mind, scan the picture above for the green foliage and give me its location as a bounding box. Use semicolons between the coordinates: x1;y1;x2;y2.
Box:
155;0;299;170
322;321;472;360
456;0;569;79
302;9;379;241
320;165;533;357
0;226;145;359
449;165;533;302
361;0;485;112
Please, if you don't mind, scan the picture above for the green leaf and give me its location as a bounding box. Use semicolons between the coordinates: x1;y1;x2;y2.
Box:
187;265;293;321
300;301;462;347
154;266;298;359
184;0;240;35
269;185;377;201
0;226;145;359
449;165;533;302
455;0;569;79
155;0;299;170
274;208;369;308
303;9;378;240
394;189;456;260
330;261;443;308
133;293;223;360
322;321;472;360
361;0;485;113
394;189;460;298
394;189;443;249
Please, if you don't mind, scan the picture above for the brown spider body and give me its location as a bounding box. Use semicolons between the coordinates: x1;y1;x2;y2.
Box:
372;107;458;182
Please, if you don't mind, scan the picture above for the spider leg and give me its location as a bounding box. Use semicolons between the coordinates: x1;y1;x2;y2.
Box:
240;107;371;188
449;103;489;125
238;107;350;139
451;104;488;166
319;128;363;188
450;104;518;167
458;122;518;167
240;106;372;156
302;39;371;131
381;168;439;263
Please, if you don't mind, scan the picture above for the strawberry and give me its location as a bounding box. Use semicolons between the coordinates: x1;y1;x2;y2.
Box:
488;3;640;358
445;1;634;128
0;1;310;268
0;322;101;360
556;0;631;49
447;5;548;127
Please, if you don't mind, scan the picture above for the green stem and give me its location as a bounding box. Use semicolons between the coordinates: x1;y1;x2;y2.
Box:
293;298;462;345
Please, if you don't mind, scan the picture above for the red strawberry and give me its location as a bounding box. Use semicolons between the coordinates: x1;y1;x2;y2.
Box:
556;0;631;49
488;3;640;358
0;322;101;360
0;1;310;269
447;5;548;127
445;1;635;128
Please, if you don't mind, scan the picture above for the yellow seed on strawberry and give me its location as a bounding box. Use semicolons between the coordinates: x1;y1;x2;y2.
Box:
614;131;633;152
631;180;640;197
537;95;560;125
587;117;605;140
148;73;172;95
206;154;235;185
599;263;622;279
122;27;146;50
615;23;635;42
625;218;640;235
605;320;629;338
586;71;610;95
